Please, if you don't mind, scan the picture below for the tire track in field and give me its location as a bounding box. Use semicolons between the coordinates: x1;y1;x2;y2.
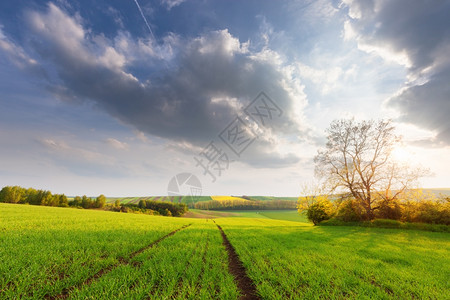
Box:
47;223;192;300
213;221;261;300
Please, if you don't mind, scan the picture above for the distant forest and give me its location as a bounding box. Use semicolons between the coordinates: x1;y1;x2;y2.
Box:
0;186;187;217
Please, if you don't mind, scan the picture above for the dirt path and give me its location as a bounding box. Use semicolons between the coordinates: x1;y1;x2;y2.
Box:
47;224;192;299
214;221;261;300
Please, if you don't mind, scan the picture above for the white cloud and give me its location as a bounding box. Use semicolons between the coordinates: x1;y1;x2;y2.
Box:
161;0;186;10
0;25;37;68
342;0;450;145
105;138;129;150
296;62;343;95
22;3;308;168
40;138;111;163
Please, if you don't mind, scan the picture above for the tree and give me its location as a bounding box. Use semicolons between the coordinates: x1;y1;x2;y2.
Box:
70;196;82;207
138;199;146;209
81;195;92;209
95;194;106;208
114;199;121;208
0;186;26;203
315;119;427;220
57;194;69;207
37;190;53;206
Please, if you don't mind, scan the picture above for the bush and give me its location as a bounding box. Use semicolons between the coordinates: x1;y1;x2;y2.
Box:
375;199;402;220
335;199;365;222
401;200;450;225
306;200;334;225
415;201;450;225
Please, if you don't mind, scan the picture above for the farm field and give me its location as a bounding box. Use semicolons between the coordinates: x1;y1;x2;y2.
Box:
104;195;300;206
102;189;450;206
215;218;450;299
106;196;213;205
1;203;449;299
230;210;309;223
184;209;308;223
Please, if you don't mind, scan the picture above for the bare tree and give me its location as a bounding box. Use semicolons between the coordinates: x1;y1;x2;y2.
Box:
314;119;427;220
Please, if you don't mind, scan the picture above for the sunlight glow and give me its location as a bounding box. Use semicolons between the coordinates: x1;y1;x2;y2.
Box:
392;146;415;163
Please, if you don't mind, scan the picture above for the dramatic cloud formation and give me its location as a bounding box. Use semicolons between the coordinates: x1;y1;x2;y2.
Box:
343;0;450;144
24;3;305;166
1;0;449;195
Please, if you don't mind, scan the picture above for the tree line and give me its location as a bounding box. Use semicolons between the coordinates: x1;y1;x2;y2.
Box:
0;185;106;209
0;186;70;207
194;199;297;210
0;186;187;217
117;199;188;217
69;194;106;209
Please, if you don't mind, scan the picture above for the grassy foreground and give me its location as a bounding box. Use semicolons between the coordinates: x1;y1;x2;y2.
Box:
1;203;449;299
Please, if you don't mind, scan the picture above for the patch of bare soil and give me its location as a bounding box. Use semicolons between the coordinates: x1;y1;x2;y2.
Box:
214;222;260;300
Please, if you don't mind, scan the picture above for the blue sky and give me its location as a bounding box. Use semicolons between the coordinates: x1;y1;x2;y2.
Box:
0;0;449;196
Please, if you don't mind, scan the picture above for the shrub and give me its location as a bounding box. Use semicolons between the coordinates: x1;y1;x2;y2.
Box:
375;199;402;220
336;199;365;222
415;201;450;225
401;200;450;225
306;200;334;225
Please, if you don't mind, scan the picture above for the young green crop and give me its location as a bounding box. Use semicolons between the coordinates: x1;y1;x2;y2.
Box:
2;203;449;299
215;218;450;299
0;203;191;299
68;221;239;299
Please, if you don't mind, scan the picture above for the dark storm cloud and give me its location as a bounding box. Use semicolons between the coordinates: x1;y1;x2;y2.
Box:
344;0;450;144
390;66;450;144
22;3;305;166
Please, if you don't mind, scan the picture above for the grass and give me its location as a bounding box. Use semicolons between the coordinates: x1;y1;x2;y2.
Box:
321;218;450;232
215;217;450;299
1;203;449;299
0;203;189;298
70;222;239;299
190;209;309;223
257;210;308;222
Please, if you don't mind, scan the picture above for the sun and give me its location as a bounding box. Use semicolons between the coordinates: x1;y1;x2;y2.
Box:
392;145;415;163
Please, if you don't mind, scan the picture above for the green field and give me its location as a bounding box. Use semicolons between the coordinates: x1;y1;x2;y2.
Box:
104;195;300;206
103;189;450;206
1;203;449;299
230;210;309;223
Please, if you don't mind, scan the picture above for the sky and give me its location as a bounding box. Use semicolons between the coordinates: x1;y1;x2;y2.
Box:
0;0;449;197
